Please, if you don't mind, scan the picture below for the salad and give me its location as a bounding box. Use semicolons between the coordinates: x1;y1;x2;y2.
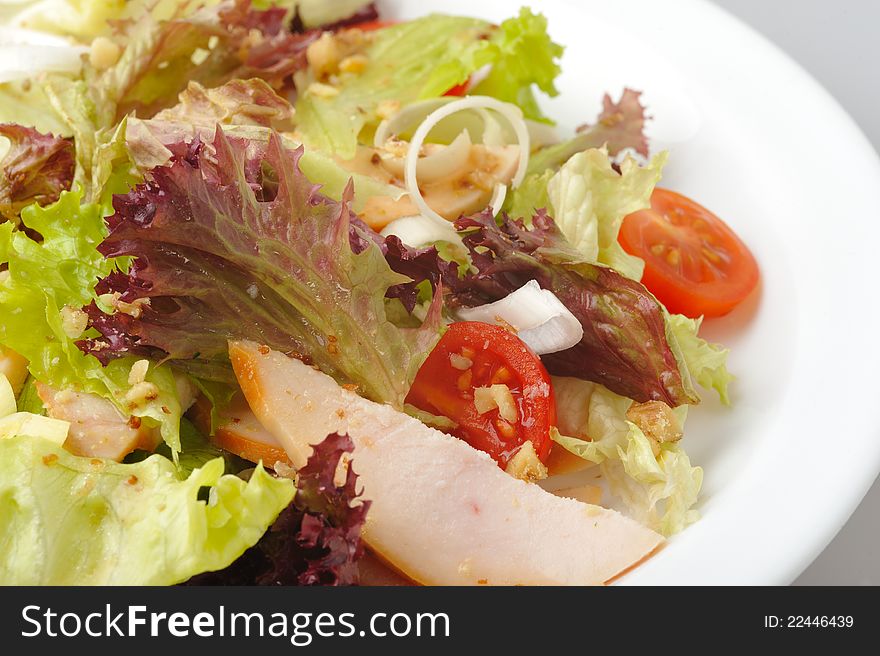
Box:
0;0;759;586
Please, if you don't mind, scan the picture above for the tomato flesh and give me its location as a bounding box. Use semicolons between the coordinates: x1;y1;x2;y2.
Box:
405;322;555;468
444;81;470;97
350;19;397;31
619;188;759;318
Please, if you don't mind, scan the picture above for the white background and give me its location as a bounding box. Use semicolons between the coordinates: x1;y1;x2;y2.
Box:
712;0;880;585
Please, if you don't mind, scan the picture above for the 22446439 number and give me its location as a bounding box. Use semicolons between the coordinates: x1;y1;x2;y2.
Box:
764;616;854;628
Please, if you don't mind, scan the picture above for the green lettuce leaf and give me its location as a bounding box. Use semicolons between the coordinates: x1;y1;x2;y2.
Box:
466;7;563;121
550;376;702;536
666;313;733;405
15;378;46;416
0;81;80;137
505;168;552;224
546;148;666;280
0;435;294;585
0;189;183;453
295;8;563;158
39;78;140;207
4;0;132;41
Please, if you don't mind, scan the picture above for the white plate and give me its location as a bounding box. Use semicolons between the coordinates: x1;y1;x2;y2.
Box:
389;0;880;584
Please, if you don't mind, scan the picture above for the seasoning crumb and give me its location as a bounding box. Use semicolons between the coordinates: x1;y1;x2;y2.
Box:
127;475;139;485
42;454;58;466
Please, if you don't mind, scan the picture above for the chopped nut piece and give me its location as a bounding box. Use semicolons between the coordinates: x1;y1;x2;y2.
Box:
60;305;89;339
128;359;150;386
89;36;121;70
306;32;341;79
473;384;518;423
505;441;548;482
99;291;151;318
333;452;352;488
626;400;683;456
125;381;160;410
307;81;340;98
274;460;297;479
339;54;368;74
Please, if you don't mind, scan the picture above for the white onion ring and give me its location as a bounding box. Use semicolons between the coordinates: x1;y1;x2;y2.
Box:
379;130;472;184
374;97;453;149
489;183;508;215
404;96;531;225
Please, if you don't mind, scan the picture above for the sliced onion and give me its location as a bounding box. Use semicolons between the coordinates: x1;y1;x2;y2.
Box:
488;183;507;215
405;96;531;225
455;280;583;355
475;107;506;147
374;97;453;148
380;214;463;249
0;44;86;83
379;130;472;184
376;96;516;149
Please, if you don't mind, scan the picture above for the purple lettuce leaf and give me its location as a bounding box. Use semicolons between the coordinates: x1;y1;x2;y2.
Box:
453;211;698;407
527;88;650;176
0;124;74;222
382;235;461;313
577;88;650;158
79;128;440;407
186;432;368;586
91;0;318;123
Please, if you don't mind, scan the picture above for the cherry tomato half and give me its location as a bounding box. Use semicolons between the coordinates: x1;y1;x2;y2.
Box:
406;322;556;468
619;188;759;318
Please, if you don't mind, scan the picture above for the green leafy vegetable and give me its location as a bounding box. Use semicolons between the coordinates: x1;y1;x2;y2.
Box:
0;435;294;585
295;8;563;157
467;8;563;121
83;129;441;407
526;88;650;176
453;211;699;406
0;189;183;453
186;432;368;586
0;123;74;222
545;148;666;280
550;377;702;536
125;78;403;212
666;313;733;405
